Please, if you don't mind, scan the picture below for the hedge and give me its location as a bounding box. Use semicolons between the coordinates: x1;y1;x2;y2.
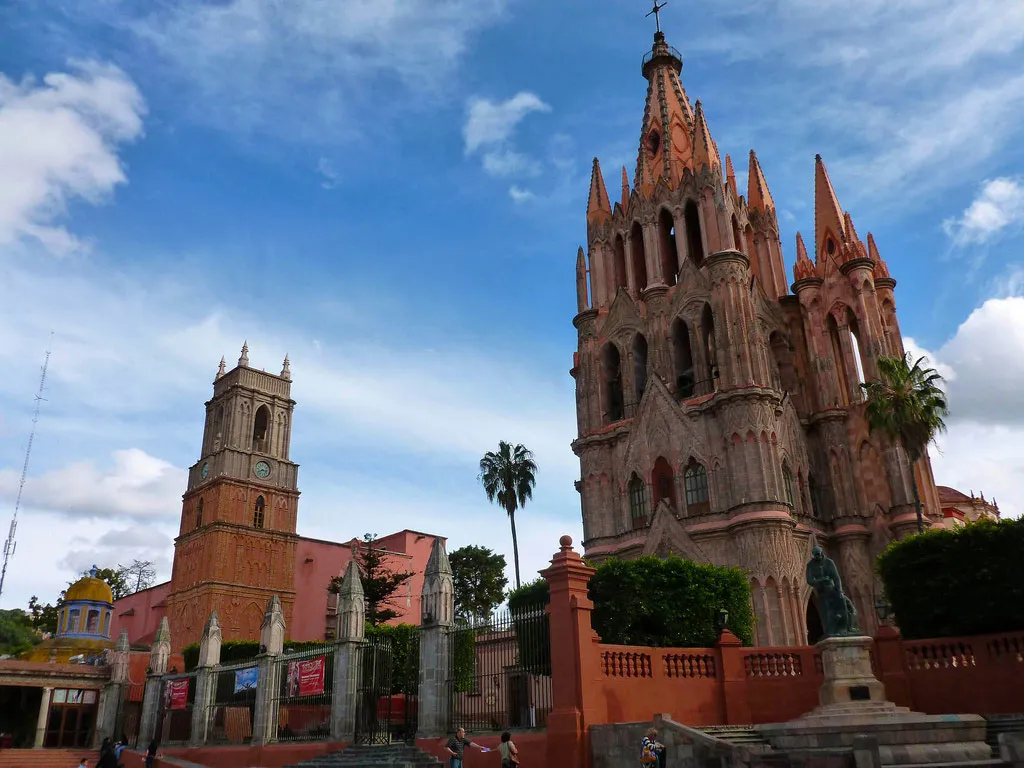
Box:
876;518;1024;640
507;580;551;676
182;639;328;672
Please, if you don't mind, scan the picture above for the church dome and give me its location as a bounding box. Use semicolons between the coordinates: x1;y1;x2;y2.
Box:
65;567;114;605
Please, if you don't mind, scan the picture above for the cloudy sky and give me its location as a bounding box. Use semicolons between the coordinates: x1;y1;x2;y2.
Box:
0;0;1023;609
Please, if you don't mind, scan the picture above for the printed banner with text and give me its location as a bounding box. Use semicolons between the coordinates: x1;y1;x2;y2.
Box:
234;666;259;694
286;655;326;697
165;678;189;711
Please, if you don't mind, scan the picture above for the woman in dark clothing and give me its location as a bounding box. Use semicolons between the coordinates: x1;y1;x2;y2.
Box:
145;740;159;768
96;738;118;768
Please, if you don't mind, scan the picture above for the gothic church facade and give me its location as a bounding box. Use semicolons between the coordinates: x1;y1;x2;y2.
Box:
570;28;943;645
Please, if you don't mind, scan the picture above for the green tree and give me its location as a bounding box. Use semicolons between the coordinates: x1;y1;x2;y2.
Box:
0;609;41;656
861;353;949;534
27;596;60;635
478;441;537;589
450;545;508;624
90;567;131;601
118;560;157;593
328;534;414;626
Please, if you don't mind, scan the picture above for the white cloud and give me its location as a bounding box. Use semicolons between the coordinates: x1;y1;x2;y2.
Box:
942;177;1024;246
316;157;341;189
482;150;541;178
463;92;549;155
0;61;145;254
508;186;534;203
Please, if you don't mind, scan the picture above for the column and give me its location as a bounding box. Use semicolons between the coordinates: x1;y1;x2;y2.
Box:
331;559;367;741
190;611;223;746
540;535;599;768
716;631;751;725
417;538;454;738
139;617;172;746
34;687;52;748
251;595;286;745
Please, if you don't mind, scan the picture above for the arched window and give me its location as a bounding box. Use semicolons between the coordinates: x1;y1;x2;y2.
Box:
684;200;705;266
630;222;648;291
651;457;675;508
211;405;224;452
731;214;742;253
86;609;100;634
782;464;794;508
196;498;204;529
101;610;111;637
628;473;648;529
67;608;81;634
672;318;695;399
847;309;866;393
632;334;648;404
765;578;785;645
602;344;624;422
253;404;271;452
658;209;680;286
253;495;266;529
769;332;798;395
827;315;849;406
613;234;628;292
684;460;710;516
701;304;718;383
808;473;822;519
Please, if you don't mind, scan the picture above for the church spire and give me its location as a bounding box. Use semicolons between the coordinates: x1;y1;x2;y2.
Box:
620;166;631;210
216;356;226;380
692;101;720;173
281;354;291;380
747;150;775;213
814;154;846;263
793;232;816;282
238;341;250;368
725;154;738;197
586;158;612;224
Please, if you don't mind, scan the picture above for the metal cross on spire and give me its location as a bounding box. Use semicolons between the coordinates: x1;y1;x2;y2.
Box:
647;0;668;33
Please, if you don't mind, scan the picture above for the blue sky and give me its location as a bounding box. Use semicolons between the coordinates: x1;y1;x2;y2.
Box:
1;0;1023;610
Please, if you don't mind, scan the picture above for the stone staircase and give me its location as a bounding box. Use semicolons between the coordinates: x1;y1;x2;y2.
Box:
285;743;443;768
985;714;1024;758
699;725;772;753
0;750;100;767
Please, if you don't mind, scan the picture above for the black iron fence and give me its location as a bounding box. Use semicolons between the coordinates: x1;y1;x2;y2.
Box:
354;631;420;745
155;673;196;745
447;609;552;734
206;662;258;744
274;647;334;741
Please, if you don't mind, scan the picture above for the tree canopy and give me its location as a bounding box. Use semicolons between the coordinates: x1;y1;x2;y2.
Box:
479;441;537;589
0;609;41;656
328;533;413;626
450;545;508;624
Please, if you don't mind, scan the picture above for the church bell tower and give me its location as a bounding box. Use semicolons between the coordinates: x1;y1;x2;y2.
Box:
165;343;300;649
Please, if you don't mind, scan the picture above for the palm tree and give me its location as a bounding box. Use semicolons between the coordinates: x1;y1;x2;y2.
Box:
478;442;537;589
861;353;949;534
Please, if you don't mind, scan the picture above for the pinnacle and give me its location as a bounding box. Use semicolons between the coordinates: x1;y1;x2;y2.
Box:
692;100;720;173
793;232;817;283
725;154;738;196
747;150;775;213
587;157;612;224
814;154;846;262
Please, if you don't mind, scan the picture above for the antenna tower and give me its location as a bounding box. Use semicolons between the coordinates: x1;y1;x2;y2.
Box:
0;334;53;603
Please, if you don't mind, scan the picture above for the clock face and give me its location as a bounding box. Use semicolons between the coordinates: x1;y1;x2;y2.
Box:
200;462;209;480
254;460;272;479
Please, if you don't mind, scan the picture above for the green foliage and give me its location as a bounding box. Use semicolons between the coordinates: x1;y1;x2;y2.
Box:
0;609;41;656
328;534;414;626
90;567;131;601
452;626;477;692
450;545;508;623
182;639;329;672
876;518;1024;639
589;556;754;647
478;441;538;589
366;623;419;694
508;579;550;676
27;596;59;635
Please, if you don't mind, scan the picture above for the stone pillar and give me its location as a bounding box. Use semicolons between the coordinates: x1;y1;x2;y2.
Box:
33;686;52;748
331;559;367;742
95;629;132;746
251;595;285;745
873;625;912;708
716;630;752;725
139;617;172;746
190;611;223;746
540;535;599;768
417;538;454;738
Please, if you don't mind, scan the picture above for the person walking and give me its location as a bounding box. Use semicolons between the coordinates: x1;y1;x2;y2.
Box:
497;732;519;768
445;727;484;768
640;728;664;768
144;740;159;768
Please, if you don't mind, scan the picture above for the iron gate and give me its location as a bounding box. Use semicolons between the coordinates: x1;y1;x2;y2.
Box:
354;631;419;744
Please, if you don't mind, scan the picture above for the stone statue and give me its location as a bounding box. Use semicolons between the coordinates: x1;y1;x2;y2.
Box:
806;546;859;638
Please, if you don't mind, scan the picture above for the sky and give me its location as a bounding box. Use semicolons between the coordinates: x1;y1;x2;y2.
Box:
0;0;1023;611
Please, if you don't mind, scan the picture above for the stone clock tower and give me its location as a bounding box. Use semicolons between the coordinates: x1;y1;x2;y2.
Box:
164;343;300;649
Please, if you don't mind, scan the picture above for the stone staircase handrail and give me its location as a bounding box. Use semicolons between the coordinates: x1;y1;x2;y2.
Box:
654;713;753;768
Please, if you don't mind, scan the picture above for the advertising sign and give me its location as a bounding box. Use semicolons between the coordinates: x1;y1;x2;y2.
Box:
286;656;326;697
234;666;259;694
165;678;189;710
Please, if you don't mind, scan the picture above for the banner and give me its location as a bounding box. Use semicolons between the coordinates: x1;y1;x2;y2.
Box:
234;666;259;694
165;678;189;711
286;656;326;697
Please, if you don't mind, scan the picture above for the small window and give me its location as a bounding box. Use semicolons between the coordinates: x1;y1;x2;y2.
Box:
684;460;710;515
783;465;795;508
628;474;648;529
196;498;204;529
648;130;661;155
826;238;836;255
253;495;266;529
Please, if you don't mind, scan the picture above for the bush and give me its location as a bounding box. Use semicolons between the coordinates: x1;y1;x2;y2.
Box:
876;518;1024;640
508;579;550;675
589;556;754;647
182;638;332;671
366;623;419;694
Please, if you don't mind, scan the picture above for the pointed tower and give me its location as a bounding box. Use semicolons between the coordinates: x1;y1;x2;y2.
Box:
165;343;300;650
620;166;631;210
587;158;612;225
814;154;847;266
691;101;721;173
421;538;454;628
725;155;738;197
635;29;694;191
150;617;171;676
260;595;286;655
335;559;366;641
197;611;223;668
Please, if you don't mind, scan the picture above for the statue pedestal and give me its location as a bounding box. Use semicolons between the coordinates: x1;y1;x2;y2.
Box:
817;635;886;707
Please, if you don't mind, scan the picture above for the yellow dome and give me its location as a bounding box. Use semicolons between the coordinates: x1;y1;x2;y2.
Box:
65;569;113;605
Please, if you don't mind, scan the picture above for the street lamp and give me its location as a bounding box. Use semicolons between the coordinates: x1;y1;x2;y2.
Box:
874;597;893;625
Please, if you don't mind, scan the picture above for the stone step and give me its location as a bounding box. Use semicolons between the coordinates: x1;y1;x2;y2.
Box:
699;725;773;752
286;744;443;768
984;713;1024;757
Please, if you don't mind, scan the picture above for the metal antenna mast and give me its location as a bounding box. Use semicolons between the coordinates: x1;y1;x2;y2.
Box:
0;334;53;603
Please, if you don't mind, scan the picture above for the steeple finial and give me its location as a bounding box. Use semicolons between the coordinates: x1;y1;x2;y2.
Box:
692;101;720;173
238;341;250;368
621;166;631;209
216;356;226;380
793;232;816;282
814;154;846;263
281;354;291;380
586;158;612;224
725;155;737;196
747;150;775;213
646;0;668;34
576;247;589;313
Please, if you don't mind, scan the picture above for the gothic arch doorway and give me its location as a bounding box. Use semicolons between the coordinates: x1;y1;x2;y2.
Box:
806;596;824;645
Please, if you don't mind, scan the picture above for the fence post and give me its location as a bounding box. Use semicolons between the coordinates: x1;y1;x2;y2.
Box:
252;596;286;745
190;611;222;746
716;630;751;725
139;618;172;746
417;538;454;738
873;625;912;708
540;535;599;768
95;629;131;746
332;560;367;742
